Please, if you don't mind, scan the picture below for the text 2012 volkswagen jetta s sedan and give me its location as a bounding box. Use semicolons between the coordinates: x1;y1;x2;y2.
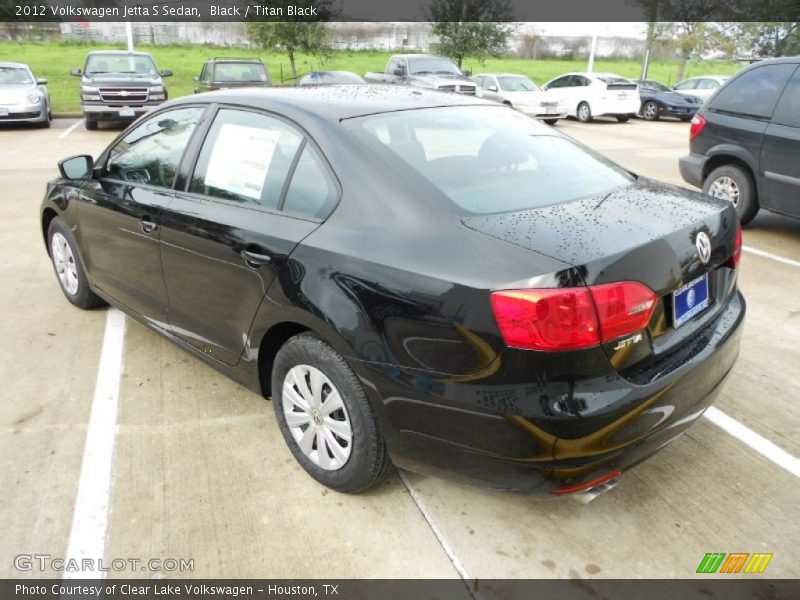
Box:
41;87;744;499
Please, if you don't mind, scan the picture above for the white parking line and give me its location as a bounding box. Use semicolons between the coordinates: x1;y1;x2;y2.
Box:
63;308;126;579
58;120;82;139
704;407;800;478
743;245;800;269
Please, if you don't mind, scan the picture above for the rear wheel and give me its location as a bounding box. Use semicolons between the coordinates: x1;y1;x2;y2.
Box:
577;102;592;123
642;101;660;121
703;164;758;224
543;118;558;125
47;217;105;309
84;118;98;131
272;333;392;493
616;115;631;123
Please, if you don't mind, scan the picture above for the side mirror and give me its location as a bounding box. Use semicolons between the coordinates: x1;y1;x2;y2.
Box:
70;68;81;77
161;69;173;77
393;66;406;77
487;85;498;92
58;155;94;181
463;69;472;77
36;78;48;85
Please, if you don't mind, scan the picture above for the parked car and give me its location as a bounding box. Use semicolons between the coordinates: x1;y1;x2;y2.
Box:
680;57;800;224
472;73;567;124
297;71;365;86
42;86;744;498
0;62;51;127
672;76;729;101
542;72;640;122
70;51;172;130
364;54;476;94
635;79;703;121
195;57;272;93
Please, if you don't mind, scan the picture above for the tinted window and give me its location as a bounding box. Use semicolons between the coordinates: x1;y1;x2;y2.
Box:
772;67;800;128
547;76;572;89
357;106;633;215
574;76;591;87
190;109;302;209
709;65;795;119
106;107;205;187
282;145;337;219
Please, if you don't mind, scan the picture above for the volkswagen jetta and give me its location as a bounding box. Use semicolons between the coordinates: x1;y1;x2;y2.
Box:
41;87;744;498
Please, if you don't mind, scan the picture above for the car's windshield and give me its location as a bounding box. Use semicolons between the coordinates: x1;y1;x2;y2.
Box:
0;66;34;85
85;54;159;77
407;57;461;76
214;62;268;83
497;76;539;92
355;106;633;215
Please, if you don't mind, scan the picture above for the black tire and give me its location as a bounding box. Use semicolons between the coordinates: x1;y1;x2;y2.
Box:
39;115;51;129
641;101;660;121
680;116;692;122
577;102;592;123
47;217;105;309
271;333;392;493
703;164;759;225
84;119;98;131
616;115;631;123
543;118;558;125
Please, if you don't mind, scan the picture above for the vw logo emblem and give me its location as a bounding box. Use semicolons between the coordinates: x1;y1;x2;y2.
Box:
696;232;711;264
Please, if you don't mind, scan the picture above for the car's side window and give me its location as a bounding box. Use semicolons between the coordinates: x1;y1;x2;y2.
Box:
547;76;568;89
695;79;717;90
772;67;800;128
281;144;338;219
575;76;590;87
200;64;209;83
709;64;796;119
674;80;696;90
189;108;303;210
105;107;205;188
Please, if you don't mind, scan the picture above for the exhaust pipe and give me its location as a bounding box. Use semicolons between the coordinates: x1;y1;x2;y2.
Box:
569;477;620;504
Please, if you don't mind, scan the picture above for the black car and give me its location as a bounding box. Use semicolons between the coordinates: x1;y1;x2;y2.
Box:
194;57;272;93
296;71;366;86
41;86;744;498
680;57;800;224
635;79;702;121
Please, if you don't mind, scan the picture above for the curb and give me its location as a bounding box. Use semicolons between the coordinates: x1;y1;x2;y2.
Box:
53;112;82;119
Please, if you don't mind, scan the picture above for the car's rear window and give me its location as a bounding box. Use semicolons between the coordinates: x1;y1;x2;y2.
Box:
214;62;268;83
353;106;633;215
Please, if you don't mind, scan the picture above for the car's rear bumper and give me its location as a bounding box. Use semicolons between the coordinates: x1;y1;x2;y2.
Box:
680;152;708;188
354;290;745;494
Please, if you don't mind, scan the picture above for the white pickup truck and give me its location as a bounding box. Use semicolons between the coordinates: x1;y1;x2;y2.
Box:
364;54;477;95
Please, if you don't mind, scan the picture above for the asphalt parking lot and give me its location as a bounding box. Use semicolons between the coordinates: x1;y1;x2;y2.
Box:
1;116;798;581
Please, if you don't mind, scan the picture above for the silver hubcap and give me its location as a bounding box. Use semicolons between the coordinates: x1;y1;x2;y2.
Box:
51;232;79;296
282;365;352;471
579;104;589;120
709;176;740;207
644;103;657;118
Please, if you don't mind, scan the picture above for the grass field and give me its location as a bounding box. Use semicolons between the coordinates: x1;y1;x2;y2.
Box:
0;41;746;113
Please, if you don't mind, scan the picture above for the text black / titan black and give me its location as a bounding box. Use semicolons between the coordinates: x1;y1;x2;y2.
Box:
41;86;744;497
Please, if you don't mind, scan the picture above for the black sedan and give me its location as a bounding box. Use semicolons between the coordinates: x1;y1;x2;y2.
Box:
41;87;744;499
635;79;703;121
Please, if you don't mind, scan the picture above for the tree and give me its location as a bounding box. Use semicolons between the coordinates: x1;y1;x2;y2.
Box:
246;0;333;80
655;21;715;81
428;0;513;69
732;22;800;57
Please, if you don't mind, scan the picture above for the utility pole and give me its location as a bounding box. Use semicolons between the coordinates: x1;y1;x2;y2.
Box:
125;21;134;52
587;34;598;72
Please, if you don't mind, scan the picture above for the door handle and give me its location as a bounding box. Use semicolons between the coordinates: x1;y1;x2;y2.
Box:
240;248;272;268
140;217;158;234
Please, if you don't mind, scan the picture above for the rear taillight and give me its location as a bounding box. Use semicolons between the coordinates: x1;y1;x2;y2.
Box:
491;282;657;352
689;114;706;140
724;223;743;269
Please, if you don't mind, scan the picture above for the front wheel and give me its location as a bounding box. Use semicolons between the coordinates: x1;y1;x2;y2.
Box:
703;164;758;225
47;217;105;309
577;102;592;123
84;118;98;131
616;114;632;123
543;118;559;125
641;101;660;121
272;333;392;493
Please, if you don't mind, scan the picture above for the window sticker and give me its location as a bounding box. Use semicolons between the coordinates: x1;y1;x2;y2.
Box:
204;123;281;200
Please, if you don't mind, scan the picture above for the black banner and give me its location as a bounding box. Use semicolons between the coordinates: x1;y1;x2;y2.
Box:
4;579;800;600
0;0;799;22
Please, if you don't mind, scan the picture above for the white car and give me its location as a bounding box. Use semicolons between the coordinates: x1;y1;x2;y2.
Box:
672;76;729;101
542;72;640;123
472;73;567;124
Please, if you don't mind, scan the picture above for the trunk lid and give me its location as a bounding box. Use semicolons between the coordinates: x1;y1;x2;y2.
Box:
463;179;740;377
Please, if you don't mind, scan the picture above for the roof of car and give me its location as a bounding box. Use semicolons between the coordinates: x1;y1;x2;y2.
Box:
172;85;496;121
680;75;729;81
0;62;29;69
208;57;264;63
86;50;153;57
474;73;532;78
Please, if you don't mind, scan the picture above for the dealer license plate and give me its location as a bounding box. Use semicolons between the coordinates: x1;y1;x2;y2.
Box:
0;108;8;117
672;273;709;328
119;107;135;118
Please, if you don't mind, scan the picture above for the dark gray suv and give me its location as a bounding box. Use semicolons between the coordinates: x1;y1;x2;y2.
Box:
680;56;800;224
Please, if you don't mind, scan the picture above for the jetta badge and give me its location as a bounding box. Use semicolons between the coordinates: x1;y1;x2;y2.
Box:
696;232;711;264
